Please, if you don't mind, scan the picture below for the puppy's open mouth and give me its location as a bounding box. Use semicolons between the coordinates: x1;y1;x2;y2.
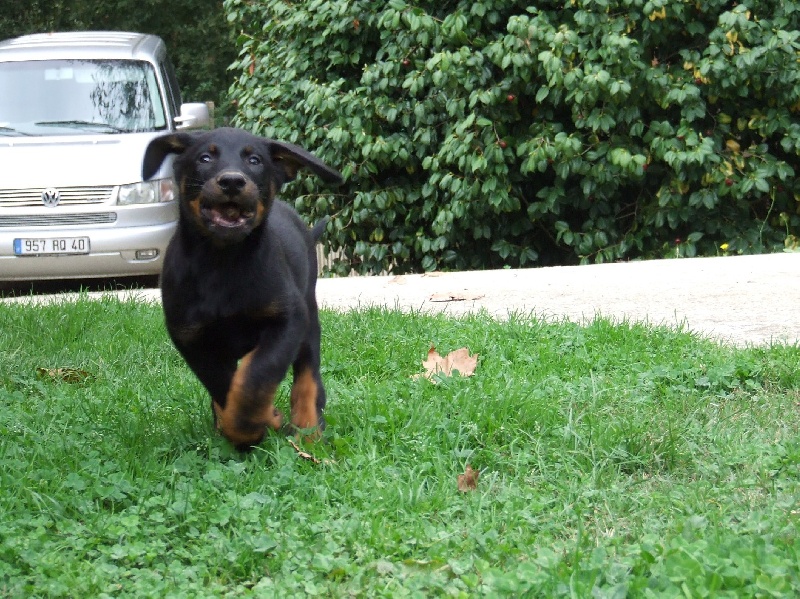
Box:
202;203;255;228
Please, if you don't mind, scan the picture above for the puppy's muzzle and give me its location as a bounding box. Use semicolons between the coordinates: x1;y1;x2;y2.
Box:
199;171;262;234
217;172;248;196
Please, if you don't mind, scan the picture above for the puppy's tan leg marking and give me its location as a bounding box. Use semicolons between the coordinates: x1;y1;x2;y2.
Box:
213;350;283;447
290;367;320;439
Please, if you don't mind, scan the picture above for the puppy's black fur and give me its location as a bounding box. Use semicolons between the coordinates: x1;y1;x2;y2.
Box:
142;127;342;449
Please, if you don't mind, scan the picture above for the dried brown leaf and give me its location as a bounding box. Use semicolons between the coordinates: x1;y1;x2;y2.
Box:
457;464;480;492
287;439;336;465
414;346;479;382
288;439;321;464
36;367;91;384
429;291;484;302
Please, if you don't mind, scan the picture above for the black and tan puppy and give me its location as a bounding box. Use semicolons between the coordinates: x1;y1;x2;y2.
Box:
142;127;342;449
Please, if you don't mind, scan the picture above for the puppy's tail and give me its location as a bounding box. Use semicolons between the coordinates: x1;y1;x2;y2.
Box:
310;217;329;243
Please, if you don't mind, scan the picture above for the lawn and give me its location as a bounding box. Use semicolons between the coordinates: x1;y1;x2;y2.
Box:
0;296;798;597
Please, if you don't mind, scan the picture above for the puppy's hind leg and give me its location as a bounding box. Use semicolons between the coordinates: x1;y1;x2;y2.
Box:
290;314;326;438
290;353;325;431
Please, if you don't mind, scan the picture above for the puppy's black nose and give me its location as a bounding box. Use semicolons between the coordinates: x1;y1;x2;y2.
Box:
217;172;247;195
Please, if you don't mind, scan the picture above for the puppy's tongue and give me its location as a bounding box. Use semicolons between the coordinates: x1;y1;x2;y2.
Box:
208;204;245;227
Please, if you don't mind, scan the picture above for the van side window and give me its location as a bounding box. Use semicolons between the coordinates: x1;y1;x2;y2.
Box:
161;58;182;116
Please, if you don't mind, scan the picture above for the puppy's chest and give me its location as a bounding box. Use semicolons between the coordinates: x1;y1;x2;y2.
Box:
163;243;293;349
173;254;287;318
208;315;269;353
170;305;287;357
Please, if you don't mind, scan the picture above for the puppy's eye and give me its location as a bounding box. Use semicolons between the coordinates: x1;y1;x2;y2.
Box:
247;155;262;166
198;153;213;164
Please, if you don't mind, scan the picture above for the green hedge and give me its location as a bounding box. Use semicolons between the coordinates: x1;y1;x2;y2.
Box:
225;0;800;274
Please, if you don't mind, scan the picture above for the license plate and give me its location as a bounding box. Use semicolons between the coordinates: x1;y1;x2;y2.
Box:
13;237;90;256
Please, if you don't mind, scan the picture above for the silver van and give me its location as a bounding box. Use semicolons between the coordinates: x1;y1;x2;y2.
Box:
0;31;210;281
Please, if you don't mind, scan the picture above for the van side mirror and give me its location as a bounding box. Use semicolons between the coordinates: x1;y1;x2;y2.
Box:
174;102;212;130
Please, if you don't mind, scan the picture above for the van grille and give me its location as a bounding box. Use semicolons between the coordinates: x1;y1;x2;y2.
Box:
0;186;114;208
0;213;117;227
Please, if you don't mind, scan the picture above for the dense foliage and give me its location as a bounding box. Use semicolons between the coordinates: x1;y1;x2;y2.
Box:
226;0;800;274
0;0;235;108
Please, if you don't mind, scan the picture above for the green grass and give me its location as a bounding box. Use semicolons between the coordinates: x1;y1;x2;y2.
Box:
1;297;799;597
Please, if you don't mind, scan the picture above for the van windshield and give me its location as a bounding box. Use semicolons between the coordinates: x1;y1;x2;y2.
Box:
0;59;167;136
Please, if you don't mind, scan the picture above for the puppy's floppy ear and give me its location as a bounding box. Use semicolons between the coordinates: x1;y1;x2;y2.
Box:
267;140;344;186
142;132;202;180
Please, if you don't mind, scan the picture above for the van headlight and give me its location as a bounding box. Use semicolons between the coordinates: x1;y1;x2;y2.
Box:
117;179;175;205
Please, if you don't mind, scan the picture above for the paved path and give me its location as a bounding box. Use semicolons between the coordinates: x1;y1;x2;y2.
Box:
4;253;798;347
314;253;799;347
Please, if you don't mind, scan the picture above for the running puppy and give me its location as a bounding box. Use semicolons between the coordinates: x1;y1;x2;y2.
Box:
142;127;342;449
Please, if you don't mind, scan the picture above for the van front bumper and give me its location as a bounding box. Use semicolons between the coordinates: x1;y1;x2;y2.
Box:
0;203;178;281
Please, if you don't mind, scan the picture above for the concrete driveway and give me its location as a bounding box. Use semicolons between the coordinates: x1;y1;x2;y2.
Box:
314;253;799;347
3;253;798;347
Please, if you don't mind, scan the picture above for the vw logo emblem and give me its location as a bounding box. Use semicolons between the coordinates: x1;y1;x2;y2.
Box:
41;188;61;207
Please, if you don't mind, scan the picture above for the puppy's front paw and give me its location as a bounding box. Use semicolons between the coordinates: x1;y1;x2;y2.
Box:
213;400;283;450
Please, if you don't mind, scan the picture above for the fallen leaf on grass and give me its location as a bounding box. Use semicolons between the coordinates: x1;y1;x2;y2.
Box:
288;438;320;464
457;464;480;492
413;346;479;382
36;367;92;384
287;439;335;465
